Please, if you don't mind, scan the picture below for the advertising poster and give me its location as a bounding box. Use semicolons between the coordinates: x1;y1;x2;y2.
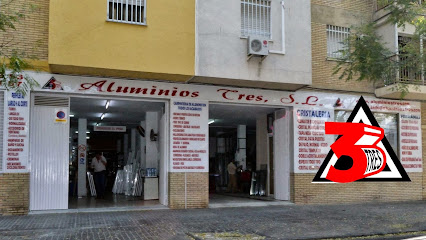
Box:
294;108;334;173
170;99;209;172
3;91;30;172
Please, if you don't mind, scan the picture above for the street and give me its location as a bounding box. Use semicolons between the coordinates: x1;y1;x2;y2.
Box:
0;201;425;239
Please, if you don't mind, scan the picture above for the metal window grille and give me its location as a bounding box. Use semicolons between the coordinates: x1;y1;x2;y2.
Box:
327;25;350;59
241;0;271;38
107;0;146;25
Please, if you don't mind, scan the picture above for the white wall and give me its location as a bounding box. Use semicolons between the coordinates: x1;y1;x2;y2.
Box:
256;116;268;171
196;0;312;87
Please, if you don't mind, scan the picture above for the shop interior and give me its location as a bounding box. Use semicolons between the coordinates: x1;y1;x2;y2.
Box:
208;104;285;201
68;97;165;209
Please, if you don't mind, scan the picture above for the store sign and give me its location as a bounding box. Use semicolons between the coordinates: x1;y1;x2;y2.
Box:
399;114;422;172
3;91;30;172
29;72;421;111
170;99;209;172
27;72;422;173
294;108;334;173
54;108;68;123
313;97;410;182
94;125;126;132
294;98;422;173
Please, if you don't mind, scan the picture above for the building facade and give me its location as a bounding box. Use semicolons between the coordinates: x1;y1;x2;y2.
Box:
0;0;424;215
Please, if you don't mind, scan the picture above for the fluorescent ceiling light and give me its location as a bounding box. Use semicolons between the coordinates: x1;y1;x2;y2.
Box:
69;114;75;117
86;131;90;134
208;119;215;125
75;131;78;133
105;100;110;110
100;113;105;120
86;137;90;139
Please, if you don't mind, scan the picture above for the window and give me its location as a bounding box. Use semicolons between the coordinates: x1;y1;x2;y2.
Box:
335;111;398;154
107;0;146;25
398;35;424;83
241;0;271;38
327;25;350;59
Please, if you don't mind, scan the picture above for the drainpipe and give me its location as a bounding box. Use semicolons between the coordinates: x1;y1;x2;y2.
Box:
269;0;286;55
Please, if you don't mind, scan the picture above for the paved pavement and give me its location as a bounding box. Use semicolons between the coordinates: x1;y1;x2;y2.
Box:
0;201;425;239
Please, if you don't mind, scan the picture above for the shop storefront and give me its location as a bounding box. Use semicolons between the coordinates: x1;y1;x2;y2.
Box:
0;72;423;212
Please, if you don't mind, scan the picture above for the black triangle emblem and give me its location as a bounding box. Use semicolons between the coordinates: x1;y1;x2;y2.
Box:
42;77;63;90
313;96;410;182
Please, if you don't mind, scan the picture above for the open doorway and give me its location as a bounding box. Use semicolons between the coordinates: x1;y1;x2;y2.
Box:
68;97;167;209
208;103;292;204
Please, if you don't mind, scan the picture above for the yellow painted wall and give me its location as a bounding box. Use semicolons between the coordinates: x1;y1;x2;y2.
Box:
49;0;195;81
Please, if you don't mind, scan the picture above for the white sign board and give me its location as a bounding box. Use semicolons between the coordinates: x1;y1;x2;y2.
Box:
170;99;208;172
94;125;126;132
294;108;334;173
3;91;30;172
399;114;422;172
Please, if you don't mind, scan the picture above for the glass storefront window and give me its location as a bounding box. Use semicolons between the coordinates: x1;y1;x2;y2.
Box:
334;111;398;154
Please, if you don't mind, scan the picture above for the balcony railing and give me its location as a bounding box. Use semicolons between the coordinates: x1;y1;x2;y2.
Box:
383;54;425;86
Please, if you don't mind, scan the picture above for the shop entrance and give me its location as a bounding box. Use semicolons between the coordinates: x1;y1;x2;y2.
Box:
29;94;168;211
68;97;167;209
208;103;292;204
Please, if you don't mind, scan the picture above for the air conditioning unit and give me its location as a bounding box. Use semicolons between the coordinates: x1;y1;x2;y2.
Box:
247;36;269;57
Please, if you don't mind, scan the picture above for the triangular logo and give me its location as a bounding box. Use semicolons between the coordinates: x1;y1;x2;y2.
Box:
313;96;410;182
42;77;63;90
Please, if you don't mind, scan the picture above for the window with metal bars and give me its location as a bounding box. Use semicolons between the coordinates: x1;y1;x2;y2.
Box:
107;0;146;25
327;25;350;59
241;0;271;39
397;36;424;83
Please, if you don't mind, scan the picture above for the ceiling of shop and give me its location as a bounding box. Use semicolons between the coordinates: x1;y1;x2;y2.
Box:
70;98;281;131
70;97;164;128
209;104;280;128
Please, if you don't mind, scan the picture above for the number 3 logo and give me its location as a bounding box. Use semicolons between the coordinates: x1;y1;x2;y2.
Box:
324;122;386;183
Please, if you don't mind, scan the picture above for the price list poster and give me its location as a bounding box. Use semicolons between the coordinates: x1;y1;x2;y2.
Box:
3;91;30;172
170;99;208;172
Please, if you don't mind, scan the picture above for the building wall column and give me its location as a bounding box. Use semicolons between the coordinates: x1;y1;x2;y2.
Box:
0;173;29;215
78;118;87;197
168;172;209;209
422;102;426;200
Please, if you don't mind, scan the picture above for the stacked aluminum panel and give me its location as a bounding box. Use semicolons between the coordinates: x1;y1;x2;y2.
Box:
112;170;125;194
87;172;97;197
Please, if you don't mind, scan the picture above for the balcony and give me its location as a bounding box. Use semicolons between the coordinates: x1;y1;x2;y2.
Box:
375;55;426;100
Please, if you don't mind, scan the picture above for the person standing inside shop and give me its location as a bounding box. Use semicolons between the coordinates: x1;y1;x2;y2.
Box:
91;152;107;199
227;160;237;193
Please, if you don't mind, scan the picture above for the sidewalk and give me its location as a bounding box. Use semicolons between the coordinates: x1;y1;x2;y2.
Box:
0;201;425;239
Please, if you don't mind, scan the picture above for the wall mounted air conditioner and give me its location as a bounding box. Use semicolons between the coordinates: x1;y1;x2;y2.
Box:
247;36;269;57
